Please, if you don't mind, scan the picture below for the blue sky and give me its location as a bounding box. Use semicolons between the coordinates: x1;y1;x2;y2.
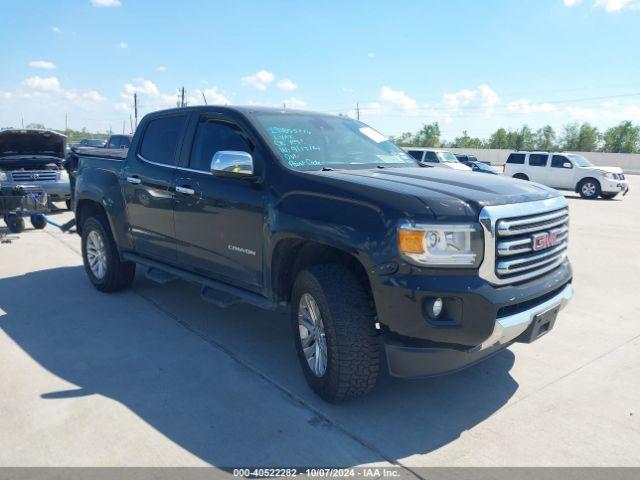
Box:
1;0;639;139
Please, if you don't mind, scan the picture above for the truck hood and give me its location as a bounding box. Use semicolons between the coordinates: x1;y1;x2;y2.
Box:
311;167;559;218
0;129;66;167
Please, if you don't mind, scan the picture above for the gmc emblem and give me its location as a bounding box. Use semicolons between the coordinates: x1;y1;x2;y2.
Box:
532;229;562;251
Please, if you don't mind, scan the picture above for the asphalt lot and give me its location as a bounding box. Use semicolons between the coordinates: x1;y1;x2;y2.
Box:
0;177;639;471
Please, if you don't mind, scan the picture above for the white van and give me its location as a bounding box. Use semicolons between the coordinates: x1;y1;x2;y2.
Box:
503;151;629;199
404;148;472;171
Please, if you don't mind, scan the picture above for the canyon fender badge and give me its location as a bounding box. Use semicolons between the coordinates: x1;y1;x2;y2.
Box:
228;244;257;256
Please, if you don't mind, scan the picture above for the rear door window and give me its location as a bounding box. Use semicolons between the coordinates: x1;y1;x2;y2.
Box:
189;118;252;172
424;151;439;163
139;115;187;166
407;150;424;161
506;153;525;164
528;154;548;167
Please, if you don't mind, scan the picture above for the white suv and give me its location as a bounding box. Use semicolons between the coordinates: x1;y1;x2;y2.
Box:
404;148;472;171
503;151;629;200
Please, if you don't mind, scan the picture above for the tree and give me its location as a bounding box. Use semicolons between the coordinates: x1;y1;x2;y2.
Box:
603;121;640;153
392;131;416;147
453;130;485;148
414;122;441;147
576;123;600;152
515;125;534;151
534;125;557;151
25;122;46;130
488;128;510;149
562;122;600;151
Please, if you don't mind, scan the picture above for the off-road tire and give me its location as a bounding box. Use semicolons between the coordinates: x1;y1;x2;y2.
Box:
578;178;601;199
291;264;380;402
81;214;135;292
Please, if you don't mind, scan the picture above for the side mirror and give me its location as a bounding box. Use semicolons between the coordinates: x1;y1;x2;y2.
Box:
210;151;254;176
563;162;572;169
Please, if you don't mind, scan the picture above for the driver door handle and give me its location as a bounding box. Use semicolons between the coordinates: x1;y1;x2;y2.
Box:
126;176;141;185
176;185;195;195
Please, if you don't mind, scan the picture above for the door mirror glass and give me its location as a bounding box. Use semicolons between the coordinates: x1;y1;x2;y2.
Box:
210;151;254;176
563;162;572;169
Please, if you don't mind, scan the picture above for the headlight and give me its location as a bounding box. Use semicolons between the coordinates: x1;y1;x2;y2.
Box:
604;172;614;179
398;221;483;267
0;171;7;181
59;169;69;179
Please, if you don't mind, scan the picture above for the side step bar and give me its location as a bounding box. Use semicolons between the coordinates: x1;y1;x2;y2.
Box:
123;252;276;310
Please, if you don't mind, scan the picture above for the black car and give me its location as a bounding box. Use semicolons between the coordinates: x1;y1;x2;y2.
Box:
73;106;573;401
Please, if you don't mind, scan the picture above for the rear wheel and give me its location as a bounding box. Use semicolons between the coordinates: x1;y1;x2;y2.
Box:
578;178;601;199
6;214;25;233
600;193;618;200
81;214;135;292
513;173;529;181
291;264;380;402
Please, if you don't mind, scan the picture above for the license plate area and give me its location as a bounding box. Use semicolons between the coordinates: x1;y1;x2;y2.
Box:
519;304;560;343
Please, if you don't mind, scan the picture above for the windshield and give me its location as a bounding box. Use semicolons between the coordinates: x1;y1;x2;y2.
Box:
566;154;593;167
436;151;460;163
474;162;493;172
253;113;416;170
81;139;105;147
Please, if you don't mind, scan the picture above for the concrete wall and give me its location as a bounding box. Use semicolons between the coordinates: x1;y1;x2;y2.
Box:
446;148;640;174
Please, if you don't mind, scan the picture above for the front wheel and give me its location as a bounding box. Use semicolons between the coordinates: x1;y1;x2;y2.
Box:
81;214;136;292
578;179;601;199
291;264;380;402
31;214;47;230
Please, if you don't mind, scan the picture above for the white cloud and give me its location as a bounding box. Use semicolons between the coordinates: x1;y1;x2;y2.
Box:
28;60;56;70
91;0;122;7
565;106;598;119
119;42;128;49
188;87;231;106
379;86;417;110
241;70;275;90
277;78;297;91
83;90;107;102
507;98;559;114
52;26;61;33
563;0;582;6
283;97;306;109
443;83;500;119
367;52;375;59
22;76;61;92
122;78;159;96
156;66;167;72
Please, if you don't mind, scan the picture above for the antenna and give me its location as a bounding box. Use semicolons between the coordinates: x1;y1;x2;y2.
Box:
133;93;138;129
201;91;208;105
356;102;360;120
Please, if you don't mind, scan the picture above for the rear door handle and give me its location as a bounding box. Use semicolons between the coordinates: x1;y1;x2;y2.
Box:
126;176;141;185
175;185;195;195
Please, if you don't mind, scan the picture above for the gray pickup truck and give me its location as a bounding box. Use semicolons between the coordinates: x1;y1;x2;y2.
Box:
0;129;71;207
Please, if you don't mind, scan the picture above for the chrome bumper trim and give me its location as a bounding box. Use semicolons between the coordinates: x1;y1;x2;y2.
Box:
479;283;573;350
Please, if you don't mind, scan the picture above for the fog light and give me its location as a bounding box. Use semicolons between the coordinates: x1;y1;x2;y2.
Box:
430;297;443;318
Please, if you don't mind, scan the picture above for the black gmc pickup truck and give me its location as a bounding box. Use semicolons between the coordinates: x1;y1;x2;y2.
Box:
74;106;573;401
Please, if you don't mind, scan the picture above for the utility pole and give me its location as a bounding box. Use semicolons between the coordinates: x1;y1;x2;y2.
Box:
356;102;360;121
133;93;138;129
201;91;208;105
180;87;186;108
65;113;68;133
21;117;24;128
283;102;286;110
123;120;125;134
129;114;134;133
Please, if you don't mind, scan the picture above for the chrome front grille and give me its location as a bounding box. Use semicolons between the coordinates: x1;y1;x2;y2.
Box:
10;171;58;182
479;197;570;285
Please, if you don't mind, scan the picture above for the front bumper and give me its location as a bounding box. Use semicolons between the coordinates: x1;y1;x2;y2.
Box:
0;179;71;200
601;178;629;194
385;283;573;378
